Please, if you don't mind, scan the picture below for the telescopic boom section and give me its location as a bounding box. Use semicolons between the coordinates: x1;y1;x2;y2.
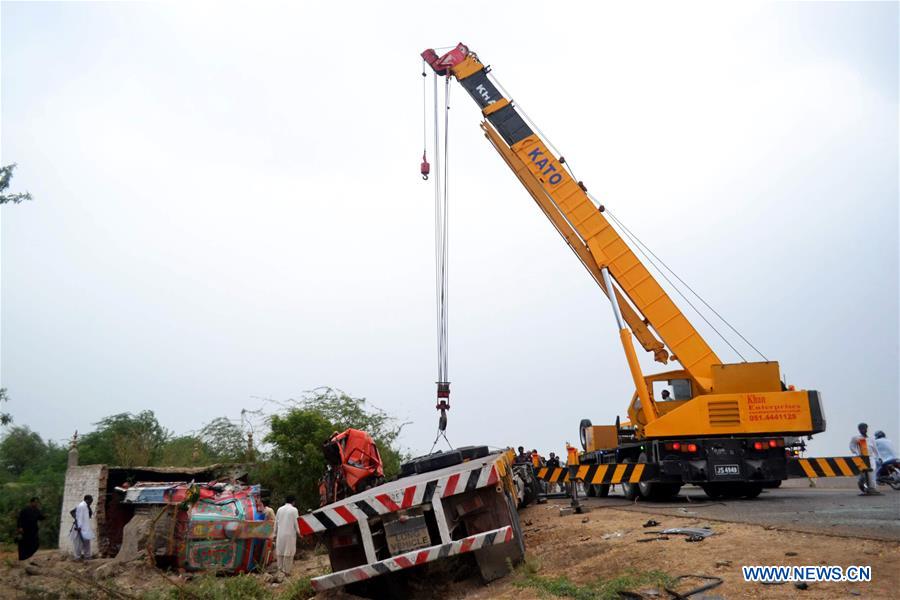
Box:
422;44;722;394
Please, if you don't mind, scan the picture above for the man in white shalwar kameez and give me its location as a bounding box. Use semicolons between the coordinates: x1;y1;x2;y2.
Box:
274;495;301;575
69;495;95;560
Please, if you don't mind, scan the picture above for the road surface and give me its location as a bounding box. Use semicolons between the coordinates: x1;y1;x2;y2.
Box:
576;479;900;541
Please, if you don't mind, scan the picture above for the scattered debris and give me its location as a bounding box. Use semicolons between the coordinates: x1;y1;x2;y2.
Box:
677;508;698;516
636;535;670;543
643;519;660;528
685;535;705;543
785;551;799;556
559;507;574;517
581;517;590;524
602;531;624;540
665;574;723;598
794;581;809;590
714;560;731;568
645;527;715;540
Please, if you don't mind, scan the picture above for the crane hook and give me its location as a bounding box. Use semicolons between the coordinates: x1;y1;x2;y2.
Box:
421;151;431;181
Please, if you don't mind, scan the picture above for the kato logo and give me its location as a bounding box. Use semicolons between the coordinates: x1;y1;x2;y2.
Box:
526;147;564;185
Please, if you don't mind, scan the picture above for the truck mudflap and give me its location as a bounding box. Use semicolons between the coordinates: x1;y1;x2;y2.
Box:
787;455;870;478
310;525;514;592
536;463;658;485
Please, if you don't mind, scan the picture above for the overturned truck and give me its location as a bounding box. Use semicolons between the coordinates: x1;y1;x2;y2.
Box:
300;447;526;593
116;481;272;572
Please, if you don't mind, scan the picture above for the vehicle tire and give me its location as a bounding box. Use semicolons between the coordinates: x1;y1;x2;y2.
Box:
579;419;593;451
399;450;463;478
621;457;642;500
741;483;764;499
636;453;681;501
701;484;724;499
457;445;490;461
761;480;782;489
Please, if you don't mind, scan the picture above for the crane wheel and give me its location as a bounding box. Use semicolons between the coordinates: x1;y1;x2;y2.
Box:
621;457;642;500
636;452;681;501
579;419;593;451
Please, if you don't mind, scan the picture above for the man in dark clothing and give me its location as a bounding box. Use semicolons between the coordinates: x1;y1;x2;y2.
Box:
546;452;560;470
516;446;529;464
17;497;44;561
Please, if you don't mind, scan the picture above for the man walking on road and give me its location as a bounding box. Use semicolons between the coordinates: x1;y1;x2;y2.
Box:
850;423;881;495
274;495;301;577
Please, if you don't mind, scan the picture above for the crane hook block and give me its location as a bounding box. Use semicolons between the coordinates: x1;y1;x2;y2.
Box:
421;152;430;180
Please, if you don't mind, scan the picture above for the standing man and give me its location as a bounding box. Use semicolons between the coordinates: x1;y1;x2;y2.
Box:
274;495;300;577
16;497;45;561
261;496;277;568
516;446;529;464
69;495;94;560
850;423;881;495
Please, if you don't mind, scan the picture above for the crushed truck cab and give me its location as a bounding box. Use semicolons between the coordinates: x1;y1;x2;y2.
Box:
299;449;524;593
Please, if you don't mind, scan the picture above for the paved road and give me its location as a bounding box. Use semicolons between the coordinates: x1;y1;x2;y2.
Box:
576;480;900;541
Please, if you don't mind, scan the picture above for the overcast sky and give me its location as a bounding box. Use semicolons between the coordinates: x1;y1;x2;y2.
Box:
2;2;897;458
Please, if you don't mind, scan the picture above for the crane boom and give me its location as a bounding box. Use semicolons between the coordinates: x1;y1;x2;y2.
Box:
420;42;834;503
423;44;719;394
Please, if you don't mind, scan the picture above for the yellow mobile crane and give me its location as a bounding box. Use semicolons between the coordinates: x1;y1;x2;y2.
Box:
421;43;864;500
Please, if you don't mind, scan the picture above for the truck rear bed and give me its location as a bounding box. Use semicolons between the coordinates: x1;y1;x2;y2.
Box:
298;450;524;592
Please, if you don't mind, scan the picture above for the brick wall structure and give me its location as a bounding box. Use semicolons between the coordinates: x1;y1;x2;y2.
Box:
57;464;106;555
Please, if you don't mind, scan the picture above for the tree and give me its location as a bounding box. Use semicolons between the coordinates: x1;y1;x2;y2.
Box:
0;388;10;426
260;388;408;510
291;387;407;478
79;411;169;466
0;426;49;477
159;435;209;467
0;164;32;205
200;417;249;462
262;409;335;510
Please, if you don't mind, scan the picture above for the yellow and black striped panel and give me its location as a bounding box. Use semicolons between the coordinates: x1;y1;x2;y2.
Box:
573;463;657;484
535;463;657;484
535;467;570;483
787;455;870;478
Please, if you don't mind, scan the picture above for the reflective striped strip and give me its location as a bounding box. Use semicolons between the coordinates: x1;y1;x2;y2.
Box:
787;455;871;479
298;460;504;535
534;463;657;484
310;525;515;591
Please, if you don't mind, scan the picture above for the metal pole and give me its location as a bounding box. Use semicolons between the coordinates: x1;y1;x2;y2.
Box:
601;268;625;330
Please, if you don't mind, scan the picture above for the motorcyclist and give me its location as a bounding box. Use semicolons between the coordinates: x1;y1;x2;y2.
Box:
874;431;899;482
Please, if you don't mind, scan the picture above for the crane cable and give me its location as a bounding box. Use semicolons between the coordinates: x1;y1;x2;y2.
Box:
602;204;768;362
424;69;453;450
488;70;766;364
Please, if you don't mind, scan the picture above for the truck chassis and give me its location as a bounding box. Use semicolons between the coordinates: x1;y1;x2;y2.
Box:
299;450;525;593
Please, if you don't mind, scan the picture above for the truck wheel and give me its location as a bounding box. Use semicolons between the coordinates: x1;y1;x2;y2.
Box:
621;458;642;500
741;483;763;499
474;490;525;582
636;453;681;501
701;484;724;499
592;484;610;497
